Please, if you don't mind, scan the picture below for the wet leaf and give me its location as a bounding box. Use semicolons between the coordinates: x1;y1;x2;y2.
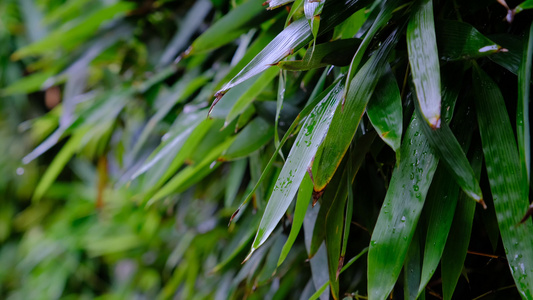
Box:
366;66;403;152
517;23;532;190
367;113;439;300
277;38;361;71
436;20;506;61
474;64;533;298
345;0;399;95
277;174;313;267
245;78;345;260
315;29;399;192
441;148;482;300
404;228;422;300
265;0;295;10
407;0;441;128
225;67;278;126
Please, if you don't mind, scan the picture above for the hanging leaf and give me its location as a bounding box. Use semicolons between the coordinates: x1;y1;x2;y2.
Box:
366;66;403;152
436;20;506;61
277;38;361;71
367;112;439;300
314;29;399;192
407;0;441;128
473;64;533;299
245;78;345;260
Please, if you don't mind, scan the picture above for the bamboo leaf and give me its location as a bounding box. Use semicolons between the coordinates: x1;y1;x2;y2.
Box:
473;64;533;299
277;174;313;267
220;117;274;161
436;20;506;61
225;67;278;126
367;113;439;300
366;66;403;152
418;110;484;204
188;0;270;55
315;29;399;192
515;0;533;14
214;0;371;100
404;228;422;300
517;23;532;188
32;128;87;202
265;0;295;10
441;148;482;300
417;101;478;296
407;0;441;128
245;79;345;260
277;38;361;71
12;2;134;59
344;0;399;95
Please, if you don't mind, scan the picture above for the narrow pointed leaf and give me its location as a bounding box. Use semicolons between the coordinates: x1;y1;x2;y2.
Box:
188;0;270;54
225;67;279;126
517;23;532;186
277;38;361;71
441;148;482;300
474;64;533;298
315;29;399;192
220;117;274;161
216;17;312;98
515;0;533;14
246;79;345;259
407;0;441;128
404;229;422;300
417;102;477;296
265;0;295;10
366;66;403;152
368;113;439;300
436;20;506;61
418;110;483;203
277;174;313;267
345;0;399;94
216;0;371;97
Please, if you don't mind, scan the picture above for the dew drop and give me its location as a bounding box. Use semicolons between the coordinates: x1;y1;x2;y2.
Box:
16;167;24;175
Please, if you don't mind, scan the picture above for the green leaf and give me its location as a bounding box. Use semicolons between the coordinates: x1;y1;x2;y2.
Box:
308;247;369;300
345;0;399;95
366;66;403;152
489;34;523;76
404;228;423;300
220;117;274;161
474;64;533;299
148;137;236;205
277;174;313;267
188;0;270;54
215;0;371;98
436;20;506;61
225;67;278;126
418;110;484;204
407;0;441;128
214;17;312;100
225;159;248;208
277;38;361;71
12;2;134;59
441;148;482;300
245;78;345;260
515;0;533;14
32;128;87;202
417;100;478;296
367;113;438;300
517;23;532;187
315;29;399;192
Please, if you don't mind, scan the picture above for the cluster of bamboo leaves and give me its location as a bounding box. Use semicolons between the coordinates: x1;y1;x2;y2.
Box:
1;0;533;298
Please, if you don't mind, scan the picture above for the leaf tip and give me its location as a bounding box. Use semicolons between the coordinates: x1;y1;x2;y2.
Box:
242;248;255;264
228;209;240;226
